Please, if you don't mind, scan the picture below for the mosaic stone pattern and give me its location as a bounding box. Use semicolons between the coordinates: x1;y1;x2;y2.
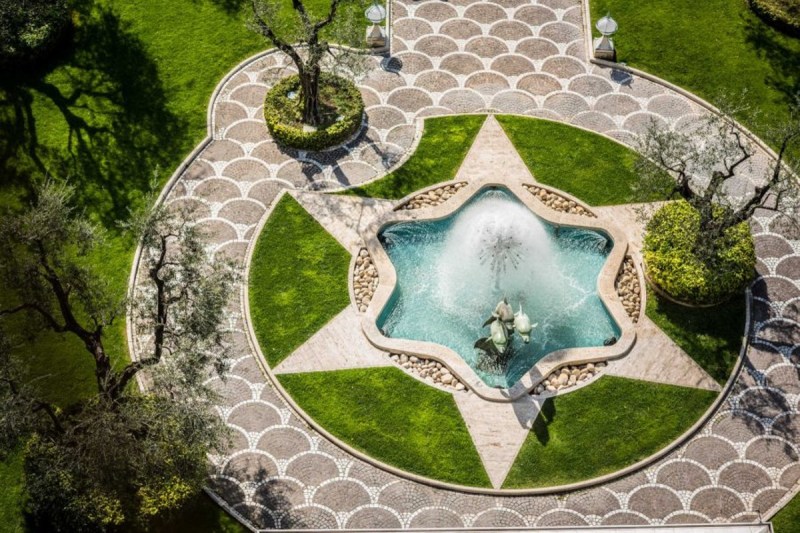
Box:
127;0;800;529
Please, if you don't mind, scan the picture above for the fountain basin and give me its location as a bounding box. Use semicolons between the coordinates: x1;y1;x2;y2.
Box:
360;180;636;402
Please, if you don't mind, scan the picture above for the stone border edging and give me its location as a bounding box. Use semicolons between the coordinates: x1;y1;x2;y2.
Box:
239;184;755;497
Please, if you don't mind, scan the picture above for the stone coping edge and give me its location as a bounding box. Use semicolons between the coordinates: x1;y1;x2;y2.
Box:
241;183;754;496
360;178;636;402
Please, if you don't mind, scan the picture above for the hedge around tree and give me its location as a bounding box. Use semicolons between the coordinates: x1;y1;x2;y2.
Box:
264;73;364;152
0;0;70;67
643;200;756;306
748;0;800;36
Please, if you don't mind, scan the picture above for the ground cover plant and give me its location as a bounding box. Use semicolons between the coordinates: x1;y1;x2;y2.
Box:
590;0;800;158
346;114;486;199
496;115;670;205
249;194;351;367
749;0;800;36
278;367;491;487
646;289;746;385
503;375;716;488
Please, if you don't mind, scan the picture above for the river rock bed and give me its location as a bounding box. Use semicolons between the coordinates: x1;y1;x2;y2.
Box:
390;353;466;392
396;182;468;210
533;361;607;395
353;248;378;312
615;255;641;323
523;184;596;217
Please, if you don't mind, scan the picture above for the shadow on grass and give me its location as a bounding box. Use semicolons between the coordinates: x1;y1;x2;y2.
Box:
0;2;185;227
532;398;556;446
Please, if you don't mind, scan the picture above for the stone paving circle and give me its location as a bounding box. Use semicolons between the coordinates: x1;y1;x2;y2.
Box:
127;0;800;529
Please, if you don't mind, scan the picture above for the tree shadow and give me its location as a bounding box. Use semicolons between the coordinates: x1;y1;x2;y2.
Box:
532;397;556;446
743;17;800;110
0;2;186;229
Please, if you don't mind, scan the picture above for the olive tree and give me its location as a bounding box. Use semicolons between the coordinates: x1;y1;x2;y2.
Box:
250;0;366;126
0;181;236;530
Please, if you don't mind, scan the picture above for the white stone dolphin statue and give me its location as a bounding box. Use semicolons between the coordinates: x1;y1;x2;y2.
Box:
514;303;537;343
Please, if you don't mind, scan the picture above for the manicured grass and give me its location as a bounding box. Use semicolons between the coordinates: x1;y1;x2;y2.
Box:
773;491;800;533
0;449;25;533
645;289;746;385
497;115;670;206
345;115;486;199
590;0;800;154
503;375;716;488
278;367;491;487
249;194;351;367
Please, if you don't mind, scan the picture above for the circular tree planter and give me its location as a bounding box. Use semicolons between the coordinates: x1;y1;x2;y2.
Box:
643;201;756;307
264;73;364;152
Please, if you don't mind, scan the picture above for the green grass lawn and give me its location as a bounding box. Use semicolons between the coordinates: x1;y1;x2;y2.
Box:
345;115;486;199
590;0;800;154
248;194;351;367
0;0;359;529
503;375;716;488
496;115;669;206
645;289;746;385
773;491;800;532
278;367;491;487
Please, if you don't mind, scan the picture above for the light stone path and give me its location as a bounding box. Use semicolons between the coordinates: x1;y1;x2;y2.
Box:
128;0;800;529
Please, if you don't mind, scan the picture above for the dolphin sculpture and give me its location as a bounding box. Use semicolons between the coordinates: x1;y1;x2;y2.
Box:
514;304;537;343
483;297;515;328
474;316;510;355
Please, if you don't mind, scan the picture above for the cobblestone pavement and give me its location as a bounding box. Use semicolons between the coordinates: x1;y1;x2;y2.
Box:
128;0;800;529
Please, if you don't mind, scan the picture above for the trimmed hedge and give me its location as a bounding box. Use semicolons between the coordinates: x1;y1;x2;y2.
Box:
264;73;364;151
749;0;800;36
0;0;70;67
643;201;755;306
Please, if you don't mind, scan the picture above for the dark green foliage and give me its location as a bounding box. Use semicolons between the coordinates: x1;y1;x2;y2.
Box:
643;201;755;305
749;0;800;36
264;73;364;151
646;289;746;385
345;115;486;198
0;0;69;67
278;367;491;487
248;194;351;367
497;115;670;206
503;376;716;488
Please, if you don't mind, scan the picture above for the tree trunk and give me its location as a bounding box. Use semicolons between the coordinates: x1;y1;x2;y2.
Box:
300;65;321;127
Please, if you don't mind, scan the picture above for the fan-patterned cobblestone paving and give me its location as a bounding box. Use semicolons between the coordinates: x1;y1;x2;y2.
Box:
129;0;800;529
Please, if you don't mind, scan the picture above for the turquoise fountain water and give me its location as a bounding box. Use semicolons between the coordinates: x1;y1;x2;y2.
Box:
377;187;620;388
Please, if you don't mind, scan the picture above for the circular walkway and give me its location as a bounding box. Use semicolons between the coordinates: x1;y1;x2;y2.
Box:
128;0;800;529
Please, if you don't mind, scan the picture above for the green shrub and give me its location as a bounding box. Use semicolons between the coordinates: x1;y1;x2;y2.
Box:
264;73;364;151
0;0;70;67
749;0;800;36
643;200;755;306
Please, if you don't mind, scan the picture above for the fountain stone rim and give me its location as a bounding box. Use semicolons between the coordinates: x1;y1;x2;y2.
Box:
359;177;637;403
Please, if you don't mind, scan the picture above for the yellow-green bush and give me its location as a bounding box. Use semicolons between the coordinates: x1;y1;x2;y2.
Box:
643;200;755;305
264;73;364;151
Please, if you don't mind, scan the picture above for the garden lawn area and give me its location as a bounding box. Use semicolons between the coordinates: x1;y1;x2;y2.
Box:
249;194;351;367
497;115;669;206
773;491;800;532
278;367;491;487
0;0;358;529
345;115;486;199
645;289;746;385
590;0;800;154
503;375;716;488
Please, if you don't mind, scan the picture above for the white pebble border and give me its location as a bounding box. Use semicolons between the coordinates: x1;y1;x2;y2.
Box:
397;182;468;210
533;361;608;395
353;248;378;313
390;353;466;392
615;255;642;323
523;184;596;217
